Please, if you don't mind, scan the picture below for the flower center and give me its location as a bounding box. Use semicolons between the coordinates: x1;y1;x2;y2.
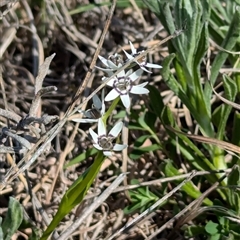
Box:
98;135;114;150
113;76;132;95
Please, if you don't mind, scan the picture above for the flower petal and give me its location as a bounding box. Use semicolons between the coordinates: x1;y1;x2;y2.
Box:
129;69;143;82
101;102;106;115
126;69;133;76
103;151;112;156
131;86;149;94
89;128;98;143
122;49;133;60
145;63;162;69
100;89;106;115
92;94;102;110
113;144;128;151
129;41;137;54
98;118;106;135
140;65;152;73
120;94;130;108
106;78;115;87
95;66;114;76
93;144;103;151
102;76;107;82
137;82;149;88
109;121;123;137
98;55;118;69
72;118;98;123
107;60;118;69
98;55;109;67
105;89;119;102
117;69;126;78
85;110;100;119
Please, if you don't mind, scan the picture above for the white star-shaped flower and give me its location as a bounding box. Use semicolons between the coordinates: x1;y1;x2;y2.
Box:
103;68;148;108
89;118;127;156
72;91;105;123
95;54;123;75
123;41;162;73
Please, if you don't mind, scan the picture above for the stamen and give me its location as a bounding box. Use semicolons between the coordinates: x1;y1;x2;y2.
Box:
98;135;113;150
113;77;132;95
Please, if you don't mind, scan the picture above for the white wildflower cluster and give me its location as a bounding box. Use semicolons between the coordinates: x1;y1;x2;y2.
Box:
72;41;162;156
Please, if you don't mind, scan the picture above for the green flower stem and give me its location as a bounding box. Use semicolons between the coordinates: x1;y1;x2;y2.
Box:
40;152;105;240
102;96;120;124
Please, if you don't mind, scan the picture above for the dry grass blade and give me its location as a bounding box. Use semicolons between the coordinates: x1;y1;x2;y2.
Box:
210;38;240;55
34;53;56;94
0;27;16;58
29;53;56;117
0;0;18;19
129;0;147;29
211;82;240;111
21;0;44;76
166;126;240;154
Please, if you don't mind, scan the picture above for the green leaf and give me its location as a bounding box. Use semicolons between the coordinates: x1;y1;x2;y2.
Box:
143;1;176;34
40;152;105;240
19;218;41;239
184;225;206;237
113;110;126;119
162;54;213;136
144;111;157;131
64;148;98;169
174;0;204;69
148;85;165;118
161;107;216;173
234;192;240;216
211;0;230;23
162;53;180;94
211;75;237;174
217;75;237;140
205;221;219;235
205;5;240;103
130;144;161;160
133;135;152;148
135;144;161;152
124;181;159;214
225;166;240;213
28;227;40;240
232;112;240;152
138;114;151;131
137;113;161;145
209;234;221;240
165;160;213;205
2;197;23;240
228;165;240;186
